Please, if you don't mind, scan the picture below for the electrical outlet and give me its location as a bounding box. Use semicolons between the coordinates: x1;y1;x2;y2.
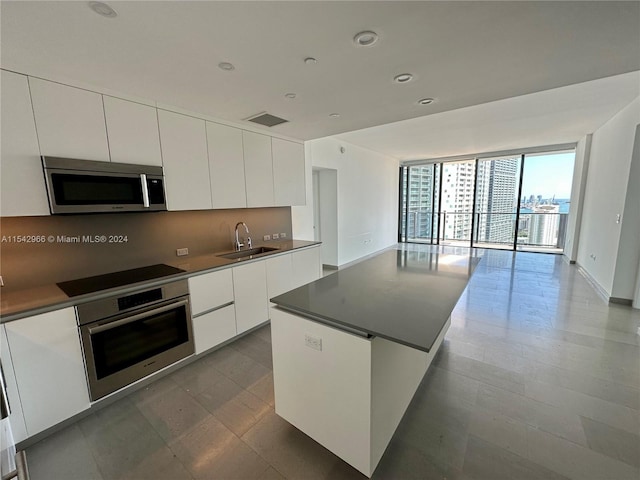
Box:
305;334;322;351
263;234;271;241
272;233;280;239
176;248;189;256
280;232;287;238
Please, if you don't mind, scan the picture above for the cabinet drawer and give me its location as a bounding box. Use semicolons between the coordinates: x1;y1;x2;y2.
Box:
188;269;234;315
193;304;236;355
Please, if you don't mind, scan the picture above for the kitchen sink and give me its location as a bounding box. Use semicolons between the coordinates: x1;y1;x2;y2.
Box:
217;246;280;260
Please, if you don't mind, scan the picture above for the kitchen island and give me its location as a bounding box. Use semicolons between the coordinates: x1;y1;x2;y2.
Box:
269;248;479;477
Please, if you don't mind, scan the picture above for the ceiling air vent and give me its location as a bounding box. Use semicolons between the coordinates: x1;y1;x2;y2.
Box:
245;112;289;127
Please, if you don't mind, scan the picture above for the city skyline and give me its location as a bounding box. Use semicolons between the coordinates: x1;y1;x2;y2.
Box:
401;151;575;249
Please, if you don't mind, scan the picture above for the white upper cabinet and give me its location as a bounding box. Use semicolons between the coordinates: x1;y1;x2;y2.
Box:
0;71;50;217
272;138;306;206
157;110;212;211
29;77;110;162
103;96;162;166
243;131;274;207
206;122;247;209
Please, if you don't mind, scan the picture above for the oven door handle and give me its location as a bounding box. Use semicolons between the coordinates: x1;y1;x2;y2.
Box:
88;299;189;335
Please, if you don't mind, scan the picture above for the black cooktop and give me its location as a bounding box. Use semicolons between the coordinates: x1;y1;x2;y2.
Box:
57;264;185;297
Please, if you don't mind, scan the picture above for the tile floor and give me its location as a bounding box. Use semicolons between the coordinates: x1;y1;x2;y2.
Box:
26;245;640;479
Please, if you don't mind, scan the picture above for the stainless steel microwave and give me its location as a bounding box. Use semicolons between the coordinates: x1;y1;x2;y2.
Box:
42;156;167;214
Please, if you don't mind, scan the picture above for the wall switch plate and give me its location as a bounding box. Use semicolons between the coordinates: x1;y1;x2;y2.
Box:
273;233;280;239
263;234;271;241
305;334;322;351
176;248;189;256
280;232;287;238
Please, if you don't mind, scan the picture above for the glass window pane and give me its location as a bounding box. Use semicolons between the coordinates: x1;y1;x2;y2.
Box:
518;151;575;251
473;156;521;248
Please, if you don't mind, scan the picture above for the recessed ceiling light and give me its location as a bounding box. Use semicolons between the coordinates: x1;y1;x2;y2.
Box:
329;113;340;118
304;57;318;65
394;73;413;84
88;1;117;18
353;31;379;47
418;98;435;105
218;62;235;71
285;93;297;99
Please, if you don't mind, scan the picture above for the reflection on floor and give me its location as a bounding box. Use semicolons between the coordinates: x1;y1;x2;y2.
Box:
27;245;640;479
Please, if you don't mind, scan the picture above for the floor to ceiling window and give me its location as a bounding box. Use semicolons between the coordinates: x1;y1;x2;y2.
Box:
399;148;576;253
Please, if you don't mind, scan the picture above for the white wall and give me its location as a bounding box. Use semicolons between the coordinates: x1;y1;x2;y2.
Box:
564;134;592;263
291;145;315;240
317;168;339;266
300;138;399;266
612;124;640;300
577;97;640;298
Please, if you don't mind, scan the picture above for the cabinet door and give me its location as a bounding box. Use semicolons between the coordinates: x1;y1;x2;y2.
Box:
0;325;27;444
233;261;269;334
5;307;90;436
266;253;294;305
103;96;162;166
272;138;306;206
0;71;50;217
207;122;247;209
243;131;274;207
29;77;109;161
188;268;234;316
192;305;236;355
292;246;322;288
157;110;212;211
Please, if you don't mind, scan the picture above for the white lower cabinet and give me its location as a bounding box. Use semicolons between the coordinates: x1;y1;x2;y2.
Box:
188;269;236;354
233;261;269;334
1;325;27;444
265;254;294;304
292;246;323;287
192;305;236;354
188;269;234;316
4;307;90;437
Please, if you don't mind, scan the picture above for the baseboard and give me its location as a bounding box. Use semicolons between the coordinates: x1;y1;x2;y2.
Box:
609;297;633;306
322;264;339;270
576;263;610;303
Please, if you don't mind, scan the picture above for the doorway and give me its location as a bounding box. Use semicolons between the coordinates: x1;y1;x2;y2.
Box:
312;168;338;266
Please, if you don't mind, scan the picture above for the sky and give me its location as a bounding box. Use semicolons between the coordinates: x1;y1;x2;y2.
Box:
520;152;575;199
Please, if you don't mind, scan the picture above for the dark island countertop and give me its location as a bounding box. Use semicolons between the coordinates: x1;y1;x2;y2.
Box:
271;248;480;353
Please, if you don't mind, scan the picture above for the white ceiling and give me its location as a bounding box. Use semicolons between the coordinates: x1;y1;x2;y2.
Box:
337;71;640;161
1;1;639;150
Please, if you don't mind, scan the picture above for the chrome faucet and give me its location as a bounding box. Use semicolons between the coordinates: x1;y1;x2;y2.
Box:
234;222;252;251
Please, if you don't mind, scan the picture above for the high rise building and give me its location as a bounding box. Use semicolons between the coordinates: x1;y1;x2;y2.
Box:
529;204;560;246
404;165;437;239
474;157;519;244
403;157;519;244
441;161;475;241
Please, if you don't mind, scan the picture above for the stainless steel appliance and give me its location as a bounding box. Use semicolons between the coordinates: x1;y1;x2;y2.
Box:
42;156;167;214
77;280;193;401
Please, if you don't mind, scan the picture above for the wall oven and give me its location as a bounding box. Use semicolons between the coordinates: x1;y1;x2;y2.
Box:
77;280;193;401
42;156;167;214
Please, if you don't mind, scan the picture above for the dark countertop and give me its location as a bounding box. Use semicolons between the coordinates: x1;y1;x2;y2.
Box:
271;248;480;353
0;240;320;323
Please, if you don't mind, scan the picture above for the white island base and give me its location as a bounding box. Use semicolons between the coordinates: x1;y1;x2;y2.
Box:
270;307;450;477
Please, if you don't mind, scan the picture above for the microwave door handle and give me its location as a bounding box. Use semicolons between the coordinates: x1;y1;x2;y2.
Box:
140;174;150;208
88;299;189;335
